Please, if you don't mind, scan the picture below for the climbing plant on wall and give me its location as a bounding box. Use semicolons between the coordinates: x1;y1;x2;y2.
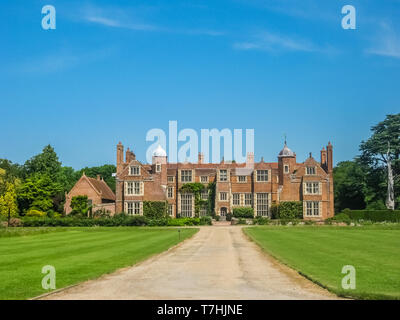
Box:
179;182;213;217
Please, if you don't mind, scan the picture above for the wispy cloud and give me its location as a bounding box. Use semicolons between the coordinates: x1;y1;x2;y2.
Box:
80;5;158;31
235;0;337;22
15;48;116;74
77;4;223;36
233;31;336;54
366;23;400;59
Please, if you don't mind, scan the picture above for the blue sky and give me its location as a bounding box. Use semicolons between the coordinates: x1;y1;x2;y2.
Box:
0;0;399;169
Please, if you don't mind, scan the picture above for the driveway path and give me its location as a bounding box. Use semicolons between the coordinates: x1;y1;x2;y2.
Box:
44;226;338;300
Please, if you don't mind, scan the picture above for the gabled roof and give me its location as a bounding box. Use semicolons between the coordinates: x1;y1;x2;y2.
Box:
85;176;116;201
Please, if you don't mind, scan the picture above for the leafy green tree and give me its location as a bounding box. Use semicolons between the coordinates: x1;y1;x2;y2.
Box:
360;114;400;209
17;174;62;213
0;183;18;219
22;145;61;178
333;161;367;212
70;195;91;217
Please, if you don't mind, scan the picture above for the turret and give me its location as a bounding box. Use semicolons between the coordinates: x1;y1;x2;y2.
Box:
278;141;296;185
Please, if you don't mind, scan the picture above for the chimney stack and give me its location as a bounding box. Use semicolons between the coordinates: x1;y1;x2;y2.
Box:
117;142;124;174
198;152;204;164
326;142;333;173
246;152;254;166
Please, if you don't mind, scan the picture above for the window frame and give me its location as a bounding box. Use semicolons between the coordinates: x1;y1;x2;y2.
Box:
219;192;228;201
129;166;140;176
256;170;269;182
219;169;228;182
181;170;193;183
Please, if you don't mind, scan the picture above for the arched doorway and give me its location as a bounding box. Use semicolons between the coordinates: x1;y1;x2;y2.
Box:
220;207;227;219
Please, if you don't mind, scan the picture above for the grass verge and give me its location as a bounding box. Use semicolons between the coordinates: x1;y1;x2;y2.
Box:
0;227;198;300
243;225;400;300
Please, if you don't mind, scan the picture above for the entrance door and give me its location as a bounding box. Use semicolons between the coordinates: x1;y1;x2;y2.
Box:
220;207;227;219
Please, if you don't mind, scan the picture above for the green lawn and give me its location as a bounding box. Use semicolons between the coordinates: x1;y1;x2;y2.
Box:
244;225;400;300
0;227;198;300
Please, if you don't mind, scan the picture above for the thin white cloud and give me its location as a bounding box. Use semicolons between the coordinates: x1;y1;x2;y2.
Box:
233;31;335;54
15;48;116;74
366;23;400;59
78;4;223;36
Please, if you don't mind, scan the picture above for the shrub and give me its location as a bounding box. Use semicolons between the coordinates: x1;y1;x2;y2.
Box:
274;201;303;220
237;218;247;225
341;209;400;222
254;216;269;225
233;207;254;218
6;218;22;227
143;201;167;219
26;209;47;217
167;217;201;226
199;216;212;225
270;204;279;219
70;195;91;217
226;213;232;221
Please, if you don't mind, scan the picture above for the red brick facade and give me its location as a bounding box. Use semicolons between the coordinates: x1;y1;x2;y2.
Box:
115;141;334;220
64;174;116;215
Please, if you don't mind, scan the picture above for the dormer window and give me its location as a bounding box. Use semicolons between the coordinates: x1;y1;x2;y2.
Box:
306;166;316;175
284;165;289;174
129;166;140;176
156;164;161;173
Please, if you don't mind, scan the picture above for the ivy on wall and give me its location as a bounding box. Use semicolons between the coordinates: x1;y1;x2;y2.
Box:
179;182;216;217
143;201;167;219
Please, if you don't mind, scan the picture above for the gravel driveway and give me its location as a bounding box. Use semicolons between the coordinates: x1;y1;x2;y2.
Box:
43;226;338;300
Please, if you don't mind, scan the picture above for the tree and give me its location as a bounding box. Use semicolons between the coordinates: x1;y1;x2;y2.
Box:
333;161;367;212
0;183;19;223
23;145;61;178
17;174;62;213
70;195;91;217
360;114;400;209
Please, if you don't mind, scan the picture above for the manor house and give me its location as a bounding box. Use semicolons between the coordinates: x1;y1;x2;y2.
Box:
115;141;334;220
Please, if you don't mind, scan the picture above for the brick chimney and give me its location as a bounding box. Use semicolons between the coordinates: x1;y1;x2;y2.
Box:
117;142;124;174
246;152;254;166
320;147;327;170
198;152;204;164
326;142;333;173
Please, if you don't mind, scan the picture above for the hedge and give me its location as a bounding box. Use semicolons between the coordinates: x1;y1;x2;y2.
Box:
20;215;212;227
341;209;400;222
143;201;167;219
233;207;254;218
272;201;303;219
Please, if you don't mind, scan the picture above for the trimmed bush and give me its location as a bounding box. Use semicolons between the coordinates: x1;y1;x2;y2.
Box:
233;207;254;218
26;209;47;217
254;216;269;225
143;201;167;219
274;201;303;220
341;209;400;222
325;213;351;225
199;216;212;225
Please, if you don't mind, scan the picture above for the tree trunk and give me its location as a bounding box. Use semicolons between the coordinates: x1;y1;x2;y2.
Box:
386;152;395;210
7;207;11;227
